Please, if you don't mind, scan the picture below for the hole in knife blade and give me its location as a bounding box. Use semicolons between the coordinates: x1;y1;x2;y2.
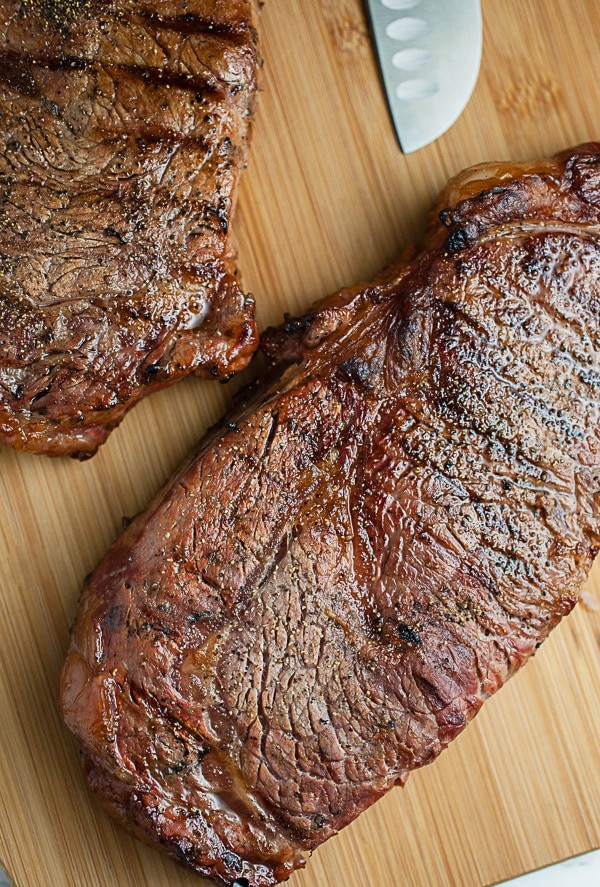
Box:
396;79;439;101
381;0;422;9
392;47;431;70
386;17;428;41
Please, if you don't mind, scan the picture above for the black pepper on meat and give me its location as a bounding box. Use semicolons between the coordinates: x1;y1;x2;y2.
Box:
61;144;600;883
0;0;260;456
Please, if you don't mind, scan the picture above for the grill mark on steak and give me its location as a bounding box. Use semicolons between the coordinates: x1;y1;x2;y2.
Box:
0;0;260;456
20;1;255;40
61;143;600;885
0;48;227;98
134;10;254;41
0;48;39;95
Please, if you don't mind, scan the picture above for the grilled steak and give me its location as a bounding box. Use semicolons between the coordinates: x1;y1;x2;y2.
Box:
0;0;260;457
61;143;600;885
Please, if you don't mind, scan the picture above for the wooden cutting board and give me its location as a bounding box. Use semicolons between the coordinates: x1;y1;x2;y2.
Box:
1;1;600;885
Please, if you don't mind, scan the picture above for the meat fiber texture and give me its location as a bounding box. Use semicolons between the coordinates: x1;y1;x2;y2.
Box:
0;0;260;457
61;144;600;885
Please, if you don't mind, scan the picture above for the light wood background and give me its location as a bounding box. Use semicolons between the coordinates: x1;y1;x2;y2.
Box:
1;1;600;885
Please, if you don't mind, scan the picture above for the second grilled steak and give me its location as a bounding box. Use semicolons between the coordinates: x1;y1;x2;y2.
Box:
61;143;600;884
0;0;260;457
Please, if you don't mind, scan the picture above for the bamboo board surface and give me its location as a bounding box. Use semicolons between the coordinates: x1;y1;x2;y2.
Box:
1;1;600;885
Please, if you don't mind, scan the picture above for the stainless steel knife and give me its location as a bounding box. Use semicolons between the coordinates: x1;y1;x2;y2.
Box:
366;0;483;153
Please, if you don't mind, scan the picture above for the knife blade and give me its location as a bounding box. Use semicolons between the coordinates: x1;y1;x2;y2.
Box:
366;0;483;153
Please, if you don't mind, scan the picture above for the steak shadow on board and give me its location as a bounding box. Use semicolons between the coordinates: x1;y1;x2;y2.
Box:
0;0;261;457
61;143;600;885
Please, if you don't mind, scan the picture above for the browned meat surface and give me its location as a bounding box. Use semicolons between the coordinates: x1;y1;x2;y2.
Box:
0;0;260;457
61;144;600;885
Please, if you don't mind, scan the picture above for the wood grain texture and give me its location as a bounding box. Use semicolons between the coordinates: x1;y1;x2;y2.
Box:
1;1;600;885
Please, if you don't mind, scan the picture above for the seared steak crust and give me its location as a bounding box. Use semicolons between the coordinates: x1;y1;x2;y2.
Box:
0;0;260;457
61;144;600;884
